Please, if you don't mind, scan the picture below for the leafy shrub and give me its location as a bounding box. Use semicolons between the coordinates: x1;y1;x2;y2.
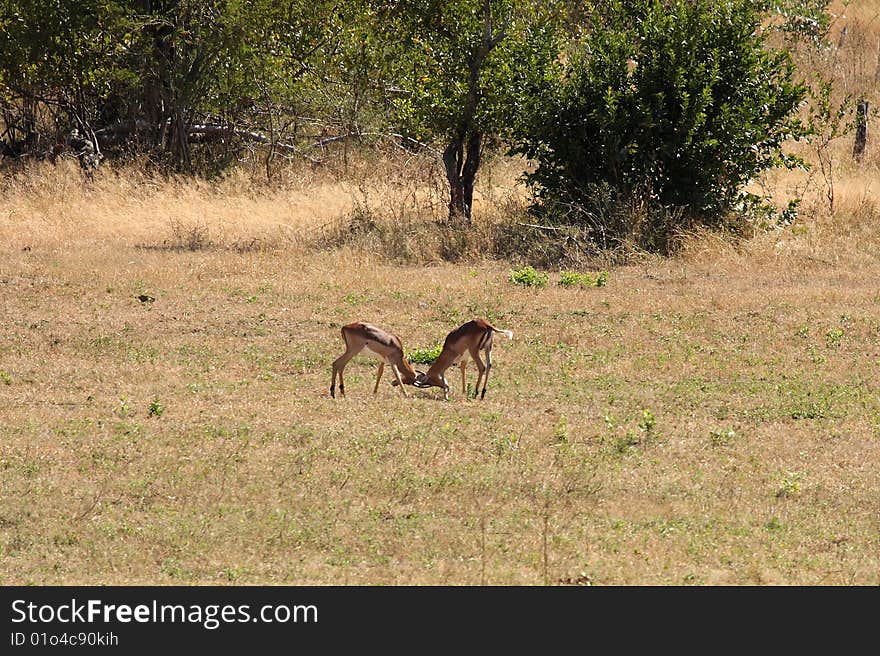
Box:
510;266;549;288
512;0;809;252
409;345;443;365
558;270;609;288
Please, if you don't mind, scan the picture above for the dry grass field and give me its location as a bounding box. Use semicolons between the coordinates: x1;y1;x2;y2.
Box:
1;0;879;586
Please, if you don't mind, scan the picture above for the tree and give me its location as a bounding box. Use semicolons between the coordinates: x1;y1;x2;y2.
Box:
379;0;560;221
513;0;808;250
0;0;132;160
0;0;344;172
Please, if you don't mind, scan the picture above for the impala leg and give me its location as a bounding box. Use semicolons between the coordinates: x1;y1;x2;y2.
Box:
480;349;493;400
460;361;467;396
392;365;409;397
373;362;385;394
331;348;359;398
331;361;345;398
470;348;486;399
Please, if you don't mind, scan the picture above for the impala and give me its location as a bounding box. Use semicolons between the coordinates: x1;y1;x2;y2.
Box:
330;322;423;398
413;319;513;400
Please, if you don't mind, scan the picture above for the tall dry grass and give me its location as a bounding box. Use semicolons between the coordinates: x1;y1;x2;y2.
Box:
0;151;528;255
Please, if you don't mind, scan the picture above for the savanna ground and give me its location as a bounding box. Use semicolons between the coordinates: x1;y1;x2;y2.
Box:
2;1;880;586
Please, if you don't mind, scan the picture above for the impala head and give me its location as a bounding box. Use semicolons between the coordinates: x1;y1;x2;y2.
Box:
413;371;440;389
391;368;426;387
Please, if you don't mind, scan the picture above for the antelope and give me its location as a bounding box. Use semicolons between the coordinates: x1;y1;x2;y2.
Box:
413;319;513;400
330;322;424;398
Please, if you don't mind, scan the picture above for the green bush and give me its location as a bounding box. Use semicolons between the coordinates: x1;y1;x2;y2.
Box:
510;266;550;288
512;0;808;252
558;270;609;288
409;345;443;365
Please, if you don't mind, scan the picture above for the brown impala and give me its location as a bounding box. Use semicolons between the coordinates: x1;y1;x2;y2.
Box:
330;322;424;398
413;319;513;400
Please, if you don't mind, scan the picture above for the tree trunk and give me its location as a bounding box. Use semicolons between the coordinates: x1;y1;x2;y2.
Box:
439;0;510;222
443;138;466;220
171;108;191;171
137;0;167;150
443;131;482;222
854;99;868;160
461;130;482;220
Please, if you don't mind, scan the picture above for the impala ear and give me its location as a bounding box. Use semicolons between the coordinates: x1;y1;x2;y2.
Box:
413;373;429;388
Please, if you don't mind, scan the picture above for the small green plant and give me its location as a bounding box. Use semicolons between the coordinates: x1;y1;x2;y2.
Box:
409;345;443;365
160;557;185;578
553;416;569;444
148;398;164;418
602;413;619;439
639;409;656;437
825;327;844;348
807;344;826;365
510;266;549;288
342;291;372;306
0;370;11;385
493;433;520;457
614;429;641;454
764;516;783;532
709;428;737;447
608;410;657;454
789;399;828;420
558;270;610;288
776;472;802;498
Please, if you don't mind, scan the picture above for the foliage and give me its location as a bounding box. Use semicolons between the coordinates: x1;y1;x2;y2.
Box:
0;0;357;171
509;265;549;288
375;0;561;219
512;0;810;251
804;79;854;214
380;0;560;144
558;270;608;288
409;344;443;365
763;0;833;46
148;398;164;418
